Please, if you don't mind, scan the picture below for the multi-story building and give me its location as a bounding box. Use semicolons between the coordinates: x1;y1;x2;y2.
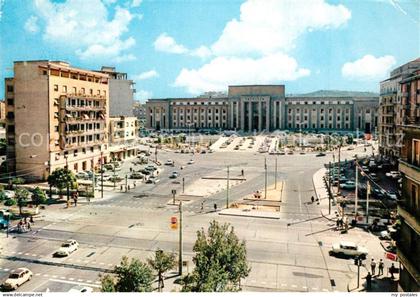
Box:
146;85;379;133
398;125;420;292
98;66;135;117
108;116;139;160
133;101;146;128
379;59;420;163
5;60;110;181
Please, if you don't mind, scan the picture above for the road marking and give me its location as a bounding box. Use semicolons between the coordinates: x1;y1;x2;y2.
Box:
35;273;41;276
3;268;9;271
49;278;100;288
302;286;307;289
32;254;37;257
52;275;58;278
281;284;287;287
322;289;329;292
107;264;113;267
17;252;22;255
95;281;101;284
100;262;105;265
43;274;49;277
24;253;29;256
69;278;75;281
291;284;297;288
77;279;84;282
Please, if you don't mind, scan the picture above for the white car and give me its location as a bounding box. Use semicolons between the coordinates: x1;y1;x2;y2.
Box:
164;159;174;166
187;160;195;165
330;241;368;258
55;239;79;257
2;268;33;290
68;285;93;293
386;171;400;179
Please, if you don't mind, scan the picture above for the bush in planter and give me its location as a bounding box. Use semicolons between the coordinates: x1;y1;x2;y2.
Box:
0;191;7;202
32;187;47;207
4;198;16;206
11;177;25;185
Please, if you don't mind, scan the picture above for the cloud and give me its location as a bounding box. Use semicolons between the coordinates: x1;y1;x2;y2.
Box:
174;53;310;94
211;0;351;56
136;89;153;101
33;0;137;61
190;46;212;58
341;55;396;80
24;15;39;33
131;0;142;8
154;33;189;54
133;70;159;80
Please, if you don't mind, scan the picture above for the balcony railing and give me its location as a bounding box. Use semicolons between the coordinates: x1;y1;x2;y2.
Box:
65;105;106;111
64;117;106;123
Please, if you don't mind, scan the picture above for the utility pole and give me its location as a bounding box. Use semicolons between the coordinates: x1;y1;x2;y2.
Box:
65;156;70;203
328;161;332;215
275;158;278;190
155;146;158;163
178;200;183;276
366;180;370;224
226;165;230;209
264;157;267;199
125;174;128;193
92;170;96;198
113;161;116;190
337;141;342;195
355;157;359;220
100;152;104;198
182;177;185;194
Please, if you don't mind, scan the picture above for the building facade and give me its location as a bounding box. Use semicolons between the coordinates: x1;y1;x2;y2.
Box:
379;59;420;163
108;116;139;160
146;85;379;133
398;125;420;292
98;66;135;117
5;60;110;181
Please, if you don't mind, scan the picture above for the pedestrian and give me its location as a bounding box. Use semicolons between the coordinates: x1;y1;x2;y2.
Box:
120;185;123;191
200;201;204;212
133;182;136;188
29;216;34;224
311;196;314;203
241;169;244;176
336;219;340;230
27;221;31;231
365;272;372;290
128;185;131;191
378;259;384;276
214;203;217;212
371;258;376;275
390;263;395;279
130;167;133;172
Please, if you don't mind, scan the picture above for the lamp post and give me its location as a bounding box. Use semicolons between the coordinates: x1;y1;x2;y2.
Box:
264;157;267;199
226;166;230;209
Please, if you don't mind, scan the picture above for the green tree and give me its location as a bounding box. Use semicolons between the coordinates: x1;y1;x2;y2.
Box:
32;187;47;207
15;188;30;216
147;249;176;292
181;220;250;292
100;256;154;292
0;191;7;202
47;168;76;202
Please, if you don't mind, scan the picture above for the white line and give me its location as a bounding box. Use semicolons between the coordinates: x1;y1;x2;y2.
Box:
32;254;37;257
302;286;307;289
43;274;49;277
35;273;41;276
52;275;58;278
24;253;29;256
48;278;100;288
17;252;22;255
86;280;92;283
322;289;329;292
77;279;83;282
69;278;75;281
3;268;9;271
60;276;66;279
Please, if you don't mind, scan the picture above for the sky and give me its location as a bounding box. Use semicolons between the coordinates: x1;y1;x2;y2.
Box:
0;0;419;102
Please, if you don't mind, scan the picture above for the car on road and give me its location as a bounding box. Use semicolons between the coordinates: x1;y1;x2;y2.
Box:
146;176;160;184
316;152;326;157
130;172;144;179
164;159;174;166
369;173;379;181
386;171;400;179
76;172;89;180
2;268;33;290
330;241;368;258
341;181;356;190
187;159;195;165
68;285;94;293
386;191;398;201
169;171;179;179
55;239;79;257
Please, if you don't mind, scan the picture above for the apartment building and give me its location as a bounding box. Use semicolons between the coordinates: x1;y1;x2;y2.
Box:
98;66;135;117
379;59;420;163
109;116;138;160
398;125;420;292
146;85;379;133
5;60;110;181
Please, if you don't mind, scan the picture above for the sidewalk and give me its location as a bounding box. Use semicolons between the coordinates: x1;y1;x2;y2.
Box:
347;268;399;292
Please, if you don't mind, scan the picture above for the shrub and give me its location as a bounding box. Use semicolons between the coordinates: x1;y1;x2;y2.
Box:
4;199;16;206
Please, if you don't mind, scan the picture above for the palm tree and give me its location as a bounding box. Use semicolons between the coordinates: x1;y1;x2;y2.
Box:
147;249;176;292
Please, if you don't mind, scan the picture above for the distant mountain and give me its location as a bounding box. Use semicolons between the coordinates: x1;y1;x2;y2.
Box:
288;90;379;97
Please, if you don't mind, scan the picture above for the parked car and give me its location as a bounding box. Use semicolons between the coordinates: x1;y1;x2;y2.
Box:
169;172;179;179
146;177;160;184
341;181;356;190
54;239;79;257
316;152;326;157
386;191;398;201
130;172;144;179
0;209;11;229
2;268;33;290
386;171;401;179
187;159;195;165
76;172;89;180
68;285;93;293
164;159;174;166
329;241;368;258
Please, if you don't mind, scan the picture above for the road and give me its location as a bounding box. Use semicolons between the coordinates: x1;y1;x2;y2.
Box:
1;143;389;292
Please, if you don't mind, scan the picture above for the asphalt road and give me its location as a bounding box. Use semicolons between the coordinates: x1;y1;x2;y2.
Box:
1;143;390;292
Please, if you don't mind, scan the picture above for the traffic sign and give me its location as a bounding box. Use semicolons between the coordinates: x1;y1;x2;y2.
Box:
170;216;178;230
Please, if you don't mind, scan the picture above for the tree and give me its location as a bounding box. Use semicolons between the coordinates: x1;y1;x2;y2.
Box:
147;249;176;292
100;256;154;292
32;187;47;207
15;188;30;216
47;168;76;201
181;220;250;292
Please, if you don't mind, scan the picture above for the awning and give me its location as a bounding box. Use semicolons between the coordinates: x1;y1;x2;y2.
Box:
83;114;90;120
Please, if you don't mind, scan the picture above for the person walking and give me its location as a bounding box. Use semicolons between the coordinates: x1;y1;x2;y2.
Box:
378;259;384;276
29;216;34;224
213;203;217;212
390;263;396;279
200;201;204;213
370;258;376;275
27;221;32;231
365;272;372;290
311;196;315;203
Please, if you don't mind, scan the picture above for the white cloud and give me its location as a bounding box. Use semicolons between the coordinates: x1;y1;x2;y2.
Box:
211;0;351;56
133;70;159;80
136;89;153;101
131;0;142;8
190;46;212;58
33;0;137;61
341;55;396;80
24;15;39;33
102;0;117;5
174;53;310;94
154;33;188;54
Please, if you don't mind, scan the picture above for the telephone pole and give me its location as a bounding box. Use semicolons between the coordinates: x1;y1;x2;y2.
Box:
226;165;230;209
355;157;359;220
100;152;104;198
337;141;342;195
178;200;183;276
366;181;370;224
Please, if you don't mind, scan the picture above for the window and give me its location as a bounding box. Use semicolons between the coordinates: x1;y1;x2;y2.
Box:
6;112;14;119
55;126;59;132
412;139;420;166
7;125;15;133
103;90;106;97
43;70;48;75
90;89;93;95
7;85;13;92
72;87;77;94
63;85;67;92
97;90;101;95
81;88;85;94
7;98;14;105
320;116;324;121
54;84;58;91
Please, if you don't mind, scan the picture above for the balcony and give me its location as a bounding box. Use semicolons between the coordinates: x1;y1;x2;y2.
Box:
399;159;420;182
63;139;105;150
65;105;106;112
65;129;106;137
64;116;105;123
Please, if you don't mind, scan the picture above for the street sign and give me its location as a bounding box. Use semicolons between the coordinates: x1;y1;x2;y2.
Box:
170;216;178;230
385;252;397;261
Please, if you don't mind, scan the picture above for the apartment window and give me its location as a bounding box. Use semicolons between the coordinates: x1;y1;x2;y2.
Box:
72;87;77;94
7;125;15;133
7;85;13;92
97;90;101;95
412;139;420;166
320;116;324;121
54;126;59;132
90;89;93;95
320;123;324;128
42;70;48;75
7;98;14;105
54;84;58;91
81;88;85;94
103;90;106;97
337;116;341;121
62;85;67;92
6;112;14;120
320;109;324;113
